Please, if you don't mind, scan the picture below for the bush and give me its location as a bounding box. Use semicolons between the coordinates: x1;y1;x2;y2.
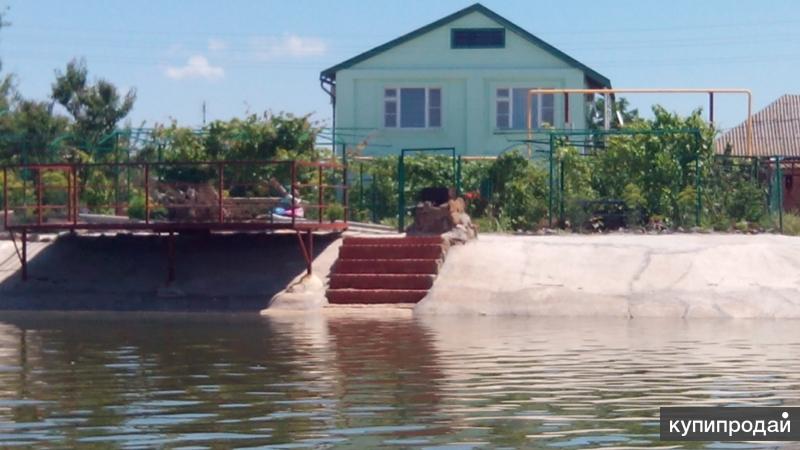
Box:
324;202;345;222
488;151;548;230
782;213;800;236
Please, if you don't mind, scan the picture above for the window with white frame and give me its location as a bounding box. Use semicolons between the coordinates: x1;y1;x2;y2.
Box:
496;88;555;129
384;87;442;128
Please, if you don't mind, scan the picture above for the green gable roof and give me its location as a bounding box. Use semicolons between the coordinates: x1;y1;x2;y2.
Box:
320;3;611;88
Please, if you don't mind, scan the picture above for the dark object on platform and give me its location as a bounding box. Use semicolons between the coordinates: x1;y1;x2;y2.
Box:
582;199;627;230
417;187;450;206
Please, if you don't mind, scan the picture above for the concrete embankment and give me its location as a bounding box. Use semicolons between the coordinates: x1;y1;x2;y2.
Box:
0;232;339;311
415;234;800;318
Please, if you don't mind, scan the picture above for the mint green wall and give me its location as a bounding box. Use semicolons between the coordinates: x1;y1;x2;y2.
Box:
334;11;594;156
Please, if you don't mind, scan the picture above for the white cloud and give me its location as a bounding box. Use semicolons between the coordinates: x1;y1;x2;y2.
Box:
165;55;224;81
251;34;327;60
208;38;227;52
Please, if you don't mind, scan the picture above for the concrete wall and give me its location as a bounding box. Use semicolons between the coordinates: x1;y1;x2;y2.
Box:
416;234;800;318
334;11;592;156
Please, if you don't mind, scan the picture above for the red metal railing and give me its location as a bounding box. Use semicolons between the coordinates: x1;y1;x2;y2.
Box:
2;160;348;231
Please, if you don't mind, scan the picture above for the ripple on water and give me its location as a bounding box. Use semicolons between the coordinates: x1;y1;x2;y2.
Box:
0;314;798;448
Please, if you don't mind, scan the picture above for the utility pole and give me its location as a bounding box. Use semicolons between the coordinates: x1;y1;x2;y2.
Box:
202;101;207;125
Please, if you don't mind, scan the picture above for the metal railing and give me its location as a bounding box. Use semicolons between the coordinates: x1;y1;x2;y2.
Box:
2;160;348;231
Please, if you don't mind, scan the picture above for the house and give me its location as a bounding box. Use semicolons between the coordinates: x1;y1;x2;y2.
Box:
715;94;800;211
319;3;611;156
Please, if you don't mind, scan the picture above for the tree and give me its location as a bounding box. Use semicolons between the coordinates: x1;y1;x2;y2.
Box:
3;100;68;163
51;59;136;151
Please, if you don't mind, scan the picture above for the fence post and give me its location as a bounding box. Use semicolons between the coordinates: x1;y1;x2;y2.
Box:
372;173;378;224
359;162;364;214
548;133;555;228
3;167;7;229
777;157;784;233
560;150;565;226
217;162;224;223
290;161;297;229
398;153;405;233
456;155;463;196
695;132;702;227
72;165;78;226
318;165;323;224
341;143;348;221
36;168;42;226
144;164;150;224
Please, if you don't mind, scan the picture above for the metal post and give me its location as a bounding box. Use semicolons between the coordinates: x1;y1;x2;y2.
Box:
21;229;27;281
3;167;8;229
166;231;176;284
695;155;701;227
290;161;297;228
695;131;702;227
306;230;313;275
217;162;224;223
456;155;462;196
398;153;405;233
318;165;323;223
372;173;378;223
342;144;349;223
559;152;565;225
72;165;78;226
359;162;364;213
66;167;71;224
603;93;611;130
708;92;715;124
36;168;42;226
144;164;150;224
778;158;784;233
563;92;570;126
548;134;555;228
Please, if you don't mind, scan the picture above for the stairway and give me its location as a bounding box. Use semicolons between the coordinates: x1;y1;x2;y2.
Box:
326;236;446;304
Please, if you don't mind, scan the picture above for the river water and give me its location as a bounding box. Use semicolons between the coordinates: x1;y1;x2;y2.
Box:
0;312;798;449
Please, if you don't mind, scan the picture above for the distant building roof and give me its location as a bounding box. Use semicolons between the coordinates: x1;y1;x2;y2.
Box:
320;3;611;89
716;94;800;157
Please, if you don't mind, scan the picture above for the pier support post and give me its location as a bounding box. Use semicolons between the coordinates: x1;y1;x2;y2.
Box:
21;230;27;282
295;230;314;276
306;230;313;275
166;232;176;284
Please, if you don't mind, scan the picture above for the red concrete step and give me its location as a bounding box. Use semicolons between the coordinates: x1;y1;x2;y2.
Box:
338;244;443;260
326;288;428;304
343;236;443;246
329;274;435;290
333;259;440;275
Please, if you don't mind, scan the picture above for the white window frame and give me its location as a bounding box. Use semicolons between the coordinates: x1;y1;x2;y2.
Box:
384;87;443;129
495;87;555;130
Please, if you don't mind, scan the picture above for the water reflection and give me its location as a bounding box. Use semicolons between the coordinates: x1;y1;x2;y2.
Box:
0;312;797;448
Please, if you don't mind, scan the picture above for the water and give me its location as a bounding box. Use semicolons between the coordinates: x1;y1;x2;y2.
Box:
0;312;798;449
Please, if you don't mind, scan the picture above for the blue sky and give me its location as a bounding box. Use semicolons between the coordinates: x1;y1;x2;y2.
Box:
2;0;799;130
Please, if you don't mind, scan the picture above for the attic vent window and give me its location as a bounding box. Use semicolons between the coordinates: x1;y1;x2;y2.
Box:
451;28;505;49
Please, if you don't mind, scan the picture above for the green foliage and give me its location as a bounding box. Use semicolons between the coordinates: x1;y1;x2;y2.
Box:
488;151;548;230
82;170;113;213
324;202;345;222
1;100;69;163
41;170;68;206
781;213;800;236
127;193;147;220
51;59;136;145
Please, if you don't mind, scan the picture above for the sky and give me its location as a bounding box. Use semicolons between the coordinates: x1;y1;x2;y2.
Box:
2;0;799;131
